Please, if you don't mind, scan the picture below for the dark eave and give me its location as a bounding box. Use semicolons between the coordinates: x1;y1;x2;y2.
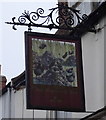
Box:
71;1;106;37
81;107;106;120
11;71;25;90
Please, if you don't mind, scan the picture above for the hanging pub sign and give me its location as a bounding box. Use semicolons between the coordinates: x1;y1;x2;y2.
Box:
25;31;85;112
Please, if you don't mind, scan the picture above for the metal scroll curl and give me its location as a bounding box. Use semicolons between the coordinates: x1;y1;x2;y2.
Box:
6;4;88;30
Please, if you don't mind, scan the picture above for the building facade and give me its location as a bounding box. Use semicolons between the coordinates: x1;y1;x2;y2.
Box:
0;1;106;119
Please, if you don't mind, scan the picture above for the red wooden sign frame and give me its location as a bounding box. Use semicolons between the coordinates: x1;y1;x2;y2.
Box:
25;31;85;112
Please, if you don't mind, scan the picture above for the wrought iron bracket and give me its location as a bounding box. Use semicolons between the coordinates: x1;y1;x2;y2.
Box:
6;4;95;32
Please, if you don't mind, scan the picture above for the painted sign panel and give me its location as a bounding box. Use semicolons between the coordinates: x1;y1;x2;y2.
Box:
25;32;85;112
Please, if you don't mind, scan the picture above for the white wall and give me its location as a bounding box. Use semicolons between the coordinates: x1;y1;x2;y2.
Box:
68;0;105;111
2;89;10;118
1;88;55;119
70;15;105;119
82;19;105;111
11;88;48;118
0;95;2;119
104;16;106;106
68;1;92;15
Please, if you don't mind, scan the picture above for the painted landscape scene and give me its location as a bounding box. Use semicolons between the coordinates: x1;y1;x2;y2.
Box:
32;38;78;87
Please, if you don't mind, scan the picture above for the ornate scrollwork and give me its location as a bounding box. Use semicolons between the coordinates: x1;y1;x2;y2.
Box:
6;4;88;30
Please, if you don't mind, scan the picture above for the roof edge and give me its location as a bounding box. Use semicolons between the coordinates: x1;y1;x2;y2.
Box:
81;106;106;119
70;1;106;37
